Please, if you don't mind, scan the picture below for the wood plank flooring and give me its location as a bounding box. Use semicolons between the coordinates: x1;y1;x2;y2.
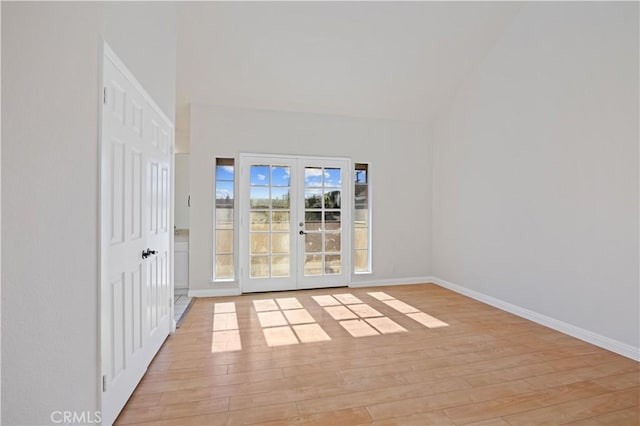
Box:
116;284;639;425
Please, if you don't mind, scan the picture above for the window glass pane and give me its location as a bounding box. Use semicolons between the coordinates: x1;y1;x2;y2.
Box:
355;185;368;208
216;164;234;181
304;233;322;253
215;158;235;280
250;211;269;231
250;165;270;186
304;255;322;276
271;166;290;186
216;230;233;254
354;209;368;227
216;255;234;279
305;167;323;187
250;233;269;255
305;190;322;208
305;212;322;231
324;190;341;209
271;256;290;277
325;255;342;275
325;233;341;253
271;188;290;209
354;163;370;274
216;181;234;207
250;187;270;209
354;250;368;273
324;168;342;187
271;233;290;254
324;212;341;230
216;209;234;229
354;169;367;184
250;256;269;278
355;228;368;250
271;211;290;231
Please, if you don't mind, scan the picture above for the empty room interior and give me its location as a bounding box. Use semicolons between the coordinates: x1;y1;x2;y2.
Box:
2;1;639;425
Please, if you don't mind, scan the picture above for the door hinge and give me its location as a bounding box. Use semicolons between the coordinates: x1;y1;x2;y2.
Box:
169;296;172;307
103;87;108;104
102;375;107;392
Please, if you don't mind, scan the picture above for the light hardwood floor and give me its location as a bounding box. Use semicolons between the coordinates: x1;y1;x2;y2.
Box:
116;284;639;425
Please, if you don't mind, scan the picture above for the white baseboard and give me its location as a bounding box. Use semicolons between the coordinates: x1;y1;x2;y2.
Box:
188;287;242;298
349;276;432;288
429;276;640;362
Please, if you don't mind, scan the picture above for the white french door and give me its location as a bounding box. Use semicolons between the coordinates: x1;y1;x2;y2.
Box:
100;44;172;426
239;154;351;292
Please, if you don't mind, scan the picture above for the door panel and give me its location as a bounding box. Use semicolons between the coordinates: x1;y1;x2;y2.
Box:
240;155;350;293
240;157;298;292
101;48;172;426
297;159;351;289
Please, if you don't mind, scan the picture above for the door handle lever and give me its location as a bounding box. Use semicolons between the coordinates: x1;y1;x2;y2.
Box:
299;230;306;235
142;248;158;259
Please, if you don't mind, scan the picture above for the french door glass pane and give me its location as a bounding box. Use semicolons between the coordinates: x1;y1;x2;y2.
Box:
324;212;341;230
271;256;290;277
249;164;291;278
325;233;341;252
303;166;343;277
304;255;322;276
271;212;290;231
250;256;269;278
325;255;342;275
304;233;322;253
250;211;269;231
305;212;322;231
324;168;342;187
272;233;290;254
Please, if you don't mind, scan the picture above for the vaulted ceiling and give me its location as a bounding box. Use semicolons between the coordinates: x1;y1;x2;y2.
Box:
176;2;522;132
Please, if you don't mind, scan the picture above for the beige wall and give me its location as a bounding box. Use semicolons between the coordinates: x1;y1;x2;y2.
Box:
189;105;432;294
432;2;639;354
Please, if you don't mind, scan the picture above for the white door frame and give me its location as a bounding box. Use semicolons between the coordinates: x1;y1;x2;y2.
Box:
98;41;174;426
238;153;351;293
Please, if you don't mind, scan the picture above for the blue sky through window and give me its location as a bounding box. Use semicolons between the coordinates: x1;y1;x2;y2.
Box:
216;181;234;200
216;165;234;181
272;166;290;186
250;166;270;186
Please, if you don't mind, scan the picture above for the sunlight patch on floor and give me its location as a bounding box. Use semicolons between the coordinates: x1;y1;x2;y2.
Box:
314;292;407;337
324;305;358;320
311;295;341;306
382;299;419;314
293;323;331;343
368;291;395;301
369;292;450;328
263;326;299;346
211;302;242;353
283;309;315;324
407;312;449;328
253;299;279;312
276;297;303;310
339;319;380;337
254;297;332;347
333;293;363;304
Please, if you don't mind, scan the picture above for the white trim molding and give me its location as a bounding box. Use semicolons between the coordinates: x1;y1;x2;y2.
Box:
429;276;640;362
349;276;432;288
188;287;242;298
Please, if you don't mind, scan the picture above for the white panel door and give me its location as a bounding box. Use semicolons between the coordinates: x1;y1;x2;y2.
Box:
239;155;350;293
100;46;172;426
